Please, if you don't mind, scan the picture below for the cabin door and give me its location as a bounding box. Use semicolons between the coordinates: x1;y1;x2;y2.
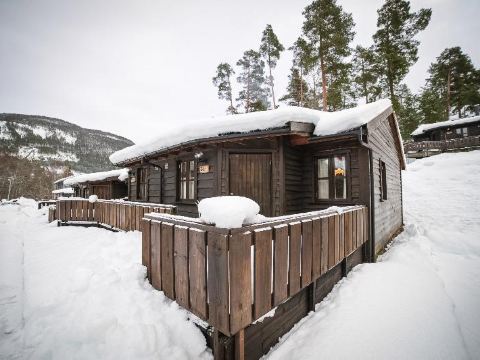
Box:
229;153;272;216
92;185;109;199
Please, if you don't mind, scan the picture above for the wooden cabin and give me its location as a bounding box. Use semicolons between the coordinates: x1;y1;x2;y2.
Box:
64;169;129;200
110;99;405;256
51;176;74;199
411;115;480;141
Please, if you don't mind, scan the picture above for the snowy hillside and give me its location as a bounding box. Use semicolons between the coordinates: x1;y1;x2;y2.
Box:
0;114;133;173
0;151;479;359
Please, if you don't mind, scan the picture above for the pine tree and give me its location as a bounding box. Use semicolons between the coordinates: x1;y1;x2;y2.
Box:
418;87;447;124
373;0;431;111
352;45;382;103
427;47;480;118
212;63;236;114
236;50;269;113
259;24;285;109
302;0;355;110
280;67;310;106
396;84;421;138
328;62;356;110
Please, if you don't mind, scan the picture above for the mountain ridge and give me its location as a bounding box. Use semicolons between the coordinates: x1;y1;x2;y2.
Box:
0;113;134;173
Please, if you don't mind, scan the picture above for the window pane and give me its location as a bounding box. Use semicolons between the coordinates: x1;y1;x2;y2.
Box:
181;180;187;199
318;179;329;199
335;177;347;199
318;158;329;178
456;128;462;135
334;156;346;177
189;160;195;180
188;180;195;200
463;127;468;137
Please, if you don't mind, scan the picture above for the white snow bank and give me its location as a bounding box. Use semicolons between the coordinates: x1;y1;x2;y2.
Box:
64;168;129;186
52;187;74;194
266;150;480;359
0;200;211;359
411;115;480;136
110;100;392;164
198;196;260;228
88;195;98;203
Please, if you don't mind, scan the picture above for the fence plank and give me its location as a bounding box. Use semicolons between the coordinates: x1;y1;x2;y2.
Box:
229;231;253;334
352;210;357;250
161;223;175;299
344;212;352;256
208;231;230;335
334;215;340;265
254;228;273;319
320;217;329;275
288;222;301;296
150;221;162;290
142;219;151;281
301;220;313;288
312;218;321;280
339;214;345;261
328;217;335;269
357;209;363;247
174;226;189;308
273;225;288;306
189;229;207;320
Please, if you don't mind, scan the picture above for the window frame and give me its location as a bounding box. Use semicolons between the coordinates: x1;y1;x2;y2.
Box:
177;159;197;203
136;167;148;201
313;153;351;203
379;159;388;201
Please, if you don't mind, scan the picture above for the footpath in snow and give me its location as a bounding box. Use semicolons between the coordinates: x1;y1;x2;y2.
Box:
266;151;480;360
0;151;479;359
0;199;211;360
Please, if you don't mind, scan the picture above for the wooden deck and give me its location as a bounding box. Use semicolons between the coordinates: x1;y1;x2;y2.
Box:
404;135;480;158
142;205;369;359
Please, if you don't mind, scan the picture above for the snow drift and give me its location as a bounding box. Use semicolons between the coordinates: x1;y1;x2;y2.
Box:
198;196;260;228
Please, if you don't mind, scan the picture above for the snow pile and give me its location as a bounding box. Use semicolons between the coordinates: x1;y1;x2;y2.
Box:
88;195;98;203
110;100;392;164
266;151;480;359
198;196;260;228
411;115;480;136
64;168;129;186
0;200;211;359
52;187;74;194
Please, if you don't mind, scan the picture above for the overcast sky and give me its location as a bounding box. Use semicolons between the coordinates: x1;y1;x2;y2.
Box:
0;0;478;143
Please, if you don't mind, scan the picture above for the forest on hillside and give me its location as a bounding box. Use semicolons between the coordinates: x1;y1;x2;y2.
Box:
212;0;480;139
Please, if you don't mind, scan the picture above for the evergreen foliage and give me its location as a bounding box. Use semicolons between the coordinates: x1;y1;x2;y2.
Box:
212;63;237;114
426;47;480;118
352;46;383;103
259;24;285;109
280;67;310;106
373;0;431;111
236;50;269;113
302;0;355;110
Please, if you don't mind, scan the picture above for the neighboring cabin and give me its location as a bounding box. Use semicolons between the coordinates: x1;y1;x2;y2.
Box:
110;99;405;257
64;169;129;200
411;115;480;141
51;176;74;199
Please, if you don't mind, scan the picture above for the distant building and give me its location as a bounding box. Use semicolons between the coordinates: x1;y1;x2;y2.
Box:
411;115;480;142
64;169;128;200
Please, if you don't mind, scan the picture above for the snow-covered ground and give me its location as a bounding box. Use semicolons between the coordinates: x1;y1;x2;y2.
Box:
0;200;210;360
0;151;479;359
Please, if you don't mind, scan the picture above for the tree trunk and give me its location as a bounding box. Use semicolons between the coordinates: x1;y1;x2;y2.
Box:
246;67;251;113
269;64;276;109
446;69;451;118
320;54;328;110
300;67;304;107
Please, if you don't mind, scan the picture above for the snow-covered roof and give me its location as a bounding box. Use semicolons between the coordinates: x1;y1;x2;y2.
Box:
54;176;74;184
52;187;74;194
110;99;392;165
64;169;129;186
411;115;480;136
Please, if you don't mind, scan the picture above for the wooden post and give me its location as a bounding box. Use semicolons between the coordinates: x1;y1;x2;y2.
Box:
234;329;245;360
308;280;316;312
213;329;224;360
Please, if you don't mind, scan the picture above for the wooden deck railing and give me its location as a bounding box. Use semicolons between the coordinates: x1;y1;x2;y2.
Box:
141;205;368;337
55;199;176;231
405;135;480;153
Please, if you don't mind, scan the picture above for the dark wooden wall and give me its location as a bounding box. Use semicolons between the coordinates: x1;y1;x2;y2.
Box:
413;121;480;141
367;114;403;254
282;138;371;214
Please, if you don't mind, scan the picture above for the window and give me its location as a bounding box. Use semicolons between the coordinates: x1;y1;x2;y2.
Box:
315;154;348;201
455;127;469;137
380;160;387;201
178;160;196;201
137;167;148;200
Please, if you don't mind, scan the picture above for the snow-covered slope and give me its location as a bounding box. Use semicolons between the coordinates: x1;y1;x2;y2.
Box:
266;151;480;359
0;114;133;173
